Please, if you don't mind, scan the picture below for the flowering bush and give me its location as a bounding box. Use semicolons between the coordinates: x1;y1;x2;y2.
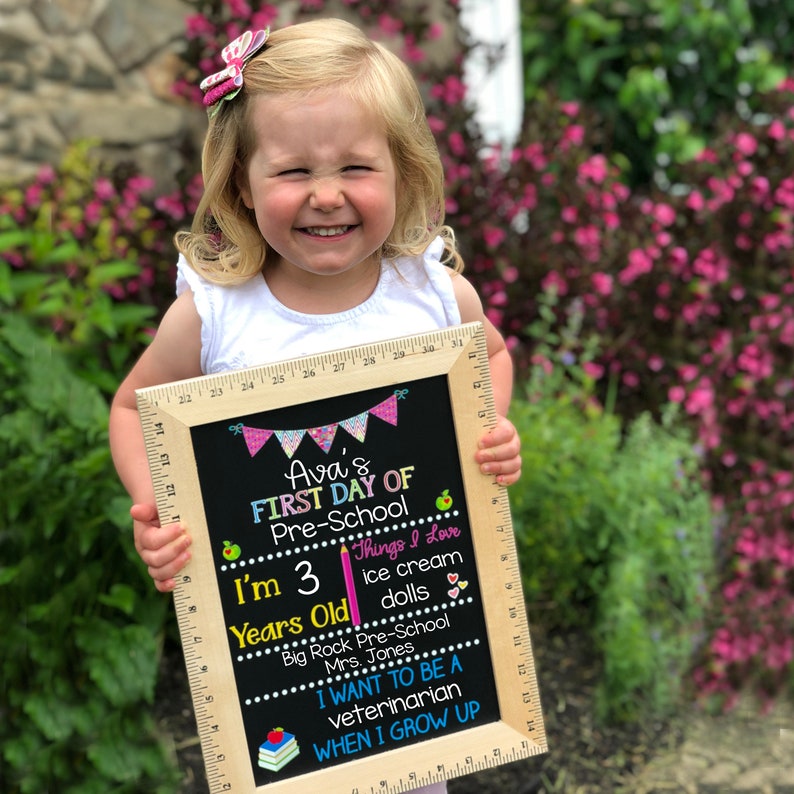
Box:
518;0;789;186
0;141;178;392
456;81;794;709
511;297;714;721
174;0;450;107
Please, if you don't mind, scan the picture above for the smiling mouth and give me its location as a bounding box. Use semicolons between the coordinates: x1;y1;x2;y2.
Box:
302;225;353;237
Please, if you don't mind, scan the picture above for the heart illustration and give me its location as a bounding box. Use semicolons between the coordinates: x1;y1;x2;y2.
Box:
459;580;468;590
448;587;460;599
447;573;459;585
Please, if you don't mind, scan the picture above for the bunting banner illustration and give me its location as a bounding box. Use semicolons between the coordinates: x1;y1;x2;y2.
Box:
232;390;406;459
339;412;369;443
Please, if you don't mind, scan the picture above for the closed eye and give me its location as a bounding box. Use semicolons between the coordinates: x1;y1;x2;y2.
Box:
277;168;310;176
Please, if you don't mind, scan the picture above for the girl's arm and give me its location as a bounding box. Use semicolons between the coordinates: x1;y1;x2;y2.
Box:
109;291;204;592
450;273;522;486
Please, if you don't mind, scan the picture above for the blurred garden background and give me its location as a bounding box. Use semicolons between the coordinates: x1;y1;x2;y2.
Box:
1;0;793;791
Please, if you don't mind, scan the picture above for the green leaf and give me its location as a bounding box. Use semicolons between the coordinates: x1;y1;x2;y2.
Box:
84;711;172;784
86;261;143;288
0;228;31;249
97;583;138;616
76;621;159;707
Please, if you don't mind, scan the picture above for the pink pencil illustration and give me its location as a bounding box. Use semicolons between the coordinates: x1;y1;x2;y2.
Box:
340;544;361;626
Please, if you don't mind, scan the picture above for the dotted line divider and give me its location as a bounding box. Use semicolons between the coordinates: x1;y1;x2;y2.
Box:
220;510;461;572
243;631;479;706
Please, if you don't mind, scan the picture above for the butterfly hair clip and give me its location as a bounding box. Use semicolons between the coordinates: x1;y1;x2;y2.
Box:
200;29;269;116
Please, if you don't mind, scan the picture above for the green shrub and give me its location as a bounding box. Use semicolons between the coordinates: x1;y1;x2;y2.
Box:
511;303;715;720
520;0;788;185
0;141;174;394
0;314;177;792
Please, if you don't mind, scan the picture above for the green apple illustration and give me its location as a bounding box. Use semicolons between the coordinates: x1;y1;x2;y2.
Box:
435;489;453;511
222;540;241;561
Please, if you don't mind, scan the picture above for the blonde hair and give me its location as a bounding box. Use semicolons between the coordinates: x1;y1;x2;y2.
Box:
177;17;462;284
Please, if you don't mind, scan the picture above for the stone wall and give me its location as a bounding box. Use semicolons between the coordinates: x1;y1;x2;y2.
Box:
0;0;208;190
0;0;461;192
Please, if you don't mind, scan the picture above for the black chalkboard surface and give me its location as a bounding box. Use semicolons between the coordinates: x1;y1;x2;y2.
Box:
136;323;546;793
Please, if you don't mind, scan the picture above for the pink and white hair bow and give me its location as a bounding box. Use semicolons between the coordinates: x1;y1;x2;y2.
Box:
200;29;269;115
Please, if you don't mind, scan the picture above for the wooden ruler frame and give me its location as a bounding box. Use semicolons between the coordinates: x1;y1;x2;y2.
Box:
136;322;546;793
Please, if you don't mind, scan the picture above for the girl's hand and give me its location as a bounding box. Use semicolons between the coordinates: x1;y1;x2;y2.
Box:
130;503;192;593
475;415;522;486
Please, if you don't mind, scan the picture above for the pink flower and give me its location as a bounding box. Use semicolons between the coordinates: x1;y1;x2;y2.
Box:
36;164;56;184
734;131;758;156
93;177;115;201
489;289;508;307
685;380;714;415
427;115;446;134
769;119;786;141
765;638;794;670
582;361;604;379
521;183;538;211
531;353;553;376
679;364;700;382
561;124;585;147
185;13;215;39
401;35;426;63
541;270;568;296
653;202;676;226
591;272;613;296
686;190;705;212
618;247;653;285
448;131;466;157
251;7;278;28
430;76;466;104
378;13;403;35
622;371;639;387
735;233;753;250
574;225;602;262
669;385;686;403
749;176;770;202
482;225;506;248
24;183;43;208
577;154;608;184
522;143;547;170
501;266;519;283
561;205;578;223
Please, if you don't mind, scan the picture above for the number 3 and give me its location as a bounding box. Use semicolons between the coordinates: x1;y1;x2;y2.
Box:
295;560;319;595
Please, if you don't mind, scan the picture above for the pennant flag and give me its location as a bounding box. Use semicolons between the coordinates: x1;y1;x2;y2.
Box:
340;412;369;442
235;392;407;458
307;424;338;454
370;394;398;426
275;429;306;458
242;426;274;457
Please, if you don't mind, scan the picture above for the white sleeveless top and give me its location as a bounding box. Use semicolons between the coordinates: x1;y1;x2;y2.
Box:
176;237;462;374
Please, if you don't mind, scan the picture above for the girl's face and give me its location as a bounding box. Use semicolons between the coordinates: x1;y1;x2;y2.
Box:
240;90;398;305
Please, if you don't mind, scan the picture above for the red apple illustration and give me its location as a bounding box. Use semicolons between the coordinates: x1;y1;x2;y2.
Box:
222;540;241;562
268;727;285;745
435;490;453;511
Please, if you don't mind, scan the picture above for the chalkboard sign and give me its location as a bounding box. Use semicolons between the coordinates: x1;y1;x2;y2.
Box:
136;323;546;793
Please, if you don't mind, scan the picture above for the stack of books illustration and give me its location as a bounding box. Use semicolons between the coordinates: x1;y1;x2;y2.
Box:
258;730;299;772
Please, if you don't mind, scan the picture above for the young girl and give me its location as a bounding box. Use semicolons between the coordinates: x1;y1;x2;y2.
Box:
109;18;521;794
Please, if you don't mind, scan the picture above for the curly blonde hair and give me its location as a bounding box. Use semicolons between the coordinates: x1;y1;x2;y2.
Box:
177;17;462;284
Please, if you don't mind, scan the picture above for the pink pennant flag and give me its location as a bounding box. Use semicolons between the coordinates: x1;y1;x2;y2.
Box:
275;429;306;458
340;412;369;443
242;426;274;457
369;394;398;426
307;424;338;453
